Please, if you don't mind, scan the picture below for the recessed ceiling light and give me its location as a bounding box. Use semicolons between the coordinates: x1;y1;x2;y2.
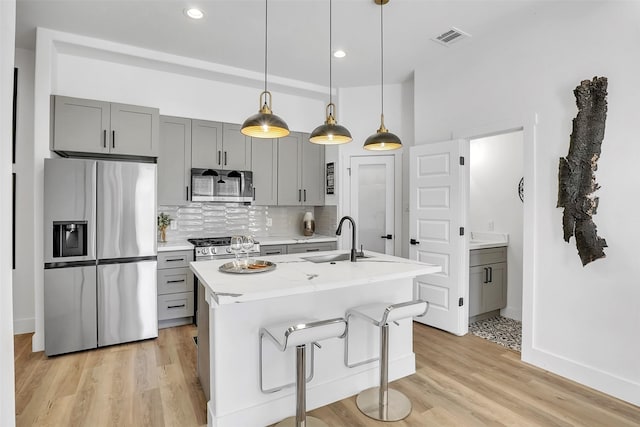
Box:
333;50;346;58
184;8;204;20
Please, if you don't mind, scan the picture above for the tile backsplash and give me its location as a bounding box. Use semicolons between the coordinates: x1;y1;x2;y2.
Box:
157;203;337;241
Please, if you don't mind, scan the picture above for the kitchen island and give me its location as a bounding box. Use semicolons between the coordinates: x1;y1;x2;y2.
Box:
191;250;440;427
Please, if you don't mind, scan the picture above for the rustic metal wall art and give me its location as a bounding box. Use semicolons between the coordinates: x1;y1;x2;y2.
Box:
557;76;608;266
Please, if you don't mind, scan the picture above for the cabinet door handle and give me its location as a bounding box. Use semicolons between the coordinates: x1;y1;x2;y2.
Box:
167;279;186;284
112;130;115;149
410;238;420;245
381;234;393;239
103;129;107;148
224;151;227;166
253;187;256;201
303;189;306;202
306;248;320;252
298;189;301;202
168;304;186;309
217;150;221;166
488;266;493;283
265;251;280;255
166;258;185;262
186;186;189;201
483;267;488;284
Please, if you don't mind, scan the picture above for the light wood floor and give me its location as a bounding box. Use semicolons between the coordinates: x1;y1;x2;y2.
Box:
14;323;640;426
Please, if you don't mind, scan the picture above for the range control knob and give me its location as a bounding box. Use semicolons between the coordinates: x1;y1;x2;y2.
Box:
226;247;232;254
200;247;209;255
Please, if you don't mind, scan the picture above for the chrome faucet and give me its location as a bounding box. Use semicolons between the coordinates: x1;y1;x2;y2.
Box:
336;216;358;262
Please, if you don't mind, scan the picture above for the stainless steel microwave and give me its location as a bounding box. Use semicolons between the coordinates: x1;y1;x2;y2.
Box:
191;169;254;203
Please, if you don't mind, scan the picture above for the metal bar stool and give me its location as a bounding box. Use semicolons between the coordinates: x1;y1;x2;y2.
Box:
344;300;429;421
260;317;347;427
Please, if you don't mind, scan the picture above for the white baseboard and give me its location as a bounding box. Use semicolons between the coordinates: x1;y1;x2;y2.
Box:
523;346;640;407
13;317;35;335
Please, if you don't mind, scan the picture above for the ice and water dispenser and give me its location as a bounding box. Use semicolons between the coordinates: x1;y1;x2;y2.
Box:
52;221;88;258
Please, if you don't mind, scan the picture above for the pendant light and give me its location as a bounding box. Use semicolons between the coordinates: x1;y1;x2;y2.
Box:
309;0;352;145
241;0;290;138
363;0;402;151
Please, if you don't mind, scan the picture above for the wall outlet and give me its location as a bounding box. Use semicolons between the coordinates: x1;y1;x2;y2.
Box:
266;217;273;227
170;220;177;230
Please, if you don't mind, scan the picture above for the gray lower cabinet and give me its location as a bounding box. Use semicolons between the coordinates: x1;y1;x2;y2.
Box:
469;247;507;320
157;250;194;329
251;137;278;205
277;132;325;206
260;244;287;256
260;241;337;256
286;241;336;254
191;120;251;170
158;116;191;205
52;95;159;157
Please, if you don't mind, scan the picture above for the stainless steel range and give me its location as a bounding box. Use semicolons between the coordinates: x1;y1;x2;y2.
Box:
188;237;261;261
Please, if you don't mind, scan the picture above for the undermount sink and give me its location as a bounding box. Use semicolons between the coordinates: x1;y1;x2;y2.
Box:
302;253;370;263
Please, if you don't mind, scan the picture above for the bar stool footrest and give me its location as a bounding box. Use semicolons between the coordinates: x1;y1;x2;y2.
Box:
356;387;412;422
275;415;329;427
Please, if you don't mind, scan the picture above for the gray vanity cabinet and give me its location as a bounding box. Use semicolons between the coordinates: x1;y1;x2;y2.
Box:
251;137;278;206
191;120;251;170
277;132;324;206
469;247;507;320
158;116;191;205
52;95;159;157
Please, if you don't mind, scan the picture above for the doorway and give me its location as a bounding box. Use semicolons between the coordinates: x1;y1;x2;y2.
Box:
467;129;524;351
349;156;395;255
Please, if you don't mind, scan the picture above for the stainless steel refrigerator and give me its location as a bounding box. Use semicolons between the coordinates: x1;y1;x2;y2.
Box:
44;158;158;356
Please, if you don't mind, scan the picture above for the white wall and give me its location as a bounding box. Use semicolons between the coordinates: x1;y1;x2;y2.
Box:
415;1;640;405
470;131;524;320
28;28;329;351
1;0;17;424
337;79;413;255
13;48;35;334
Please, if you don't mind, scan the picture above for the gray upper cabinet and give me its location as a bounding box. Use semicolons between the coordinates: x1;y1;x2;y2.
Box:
277;132;325;206
277;133;301;205
301;132;325;206
251;137;278;206
222;123;252;170
52;95;159;157
158;116;191;205
52;96;110;154
191;119;222;169
110;103;159;157
191;120;251;170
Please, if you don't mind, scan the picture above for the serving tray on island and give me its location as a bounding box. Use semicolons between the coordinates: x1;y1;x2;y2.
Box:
219;260;276;274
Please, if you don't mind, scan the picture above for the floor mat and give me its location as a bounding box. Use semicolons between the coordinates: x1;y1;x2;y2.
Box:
469;315;521;352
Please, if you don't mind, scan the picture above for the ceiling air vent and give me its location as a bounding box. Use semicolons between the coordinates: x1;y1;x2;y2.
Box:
431;27;471;47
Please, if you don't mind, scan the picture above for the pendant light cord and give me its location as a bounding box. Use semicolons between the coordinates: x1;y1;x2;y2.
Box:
380;0;384;118
329;0;333;105
264;0;268;93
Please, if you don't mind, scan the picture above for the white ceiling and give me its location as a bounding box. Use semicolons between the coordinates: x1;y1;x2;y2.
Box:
15;0;543;88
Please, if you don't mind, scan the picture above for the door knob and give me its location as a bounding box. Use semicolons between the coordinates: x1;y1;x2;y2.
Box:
380;234;393;239
410;238;420;245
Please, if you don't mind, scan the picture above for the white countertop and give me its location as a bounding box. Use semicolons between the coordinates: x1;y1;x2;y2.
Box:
190;250;440;305
469;231;509;250
157;240;194;252
256;234;337;245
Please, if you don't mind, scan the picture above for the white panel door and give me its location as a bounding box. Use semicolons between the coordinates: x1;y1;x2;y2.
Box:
350;156;395;254
410;140;469;336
